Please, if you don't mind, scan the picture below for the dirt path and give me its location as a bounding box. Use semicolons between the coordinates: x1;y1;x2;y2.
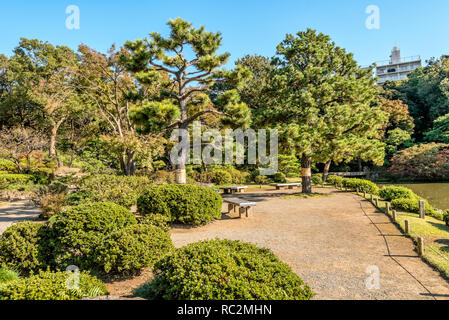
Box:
0;200;42;235
171;188;449;300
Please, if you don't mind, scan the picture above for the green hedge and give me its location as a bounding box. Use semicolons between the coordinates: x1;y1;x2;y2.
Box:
391;198;435;216
326;175;343;186
79;174;152;208
0;270;107;300
342;178;379;194
137;184;222;226
379;186;417;202
94;224;174;275
0;174;34;187
136;239;314;300
51;202;137;269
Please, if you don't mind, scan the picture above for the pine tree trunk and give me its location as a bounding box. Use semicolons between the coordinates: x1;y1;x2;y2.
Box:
323;160;332;183
358;158;363;172
120;150;137;176
301;155;312;194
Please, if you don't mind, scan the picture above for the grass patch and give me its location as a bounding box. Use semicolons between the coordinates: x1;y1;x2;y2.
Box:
0;267;20;285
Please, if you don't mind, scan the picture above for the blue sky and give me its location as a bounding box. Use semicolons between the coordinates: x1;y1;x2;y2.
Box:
1;0;448;67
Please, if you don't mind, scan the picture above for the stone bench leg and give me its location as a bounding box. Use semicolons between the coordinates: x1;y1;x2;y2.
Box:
276;186;281;190
288;186;294;189
239;207;245;218
245;207;251;217
228;203;235;214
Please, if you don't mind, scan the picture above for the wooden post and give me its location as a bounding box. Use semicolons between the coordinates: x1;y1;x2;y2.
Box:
392;210;397;222
356;187;359;195
419;200;425;219
417;237;424;257
386;202;391;215
370;194;374;202
375;198;379;207
405;220;410;234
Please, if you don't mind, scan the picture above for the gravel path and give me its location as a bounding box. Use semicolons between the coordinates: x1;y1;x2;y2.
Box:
171;188;449;300
0;200;42;235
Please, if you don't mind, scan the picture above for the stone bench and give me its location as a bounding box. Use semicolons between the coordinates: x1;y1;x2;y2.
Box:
223;198;256;218
220;186;248;194
272;183;301;190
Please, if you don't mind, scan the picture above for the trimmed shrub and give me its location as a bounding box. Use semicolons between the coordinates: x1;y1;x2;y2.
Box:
0;270;108;300
326;175;343;186
0;222;51;274
79;174;152;208
211;170;232;185
136;239;314;300
311;174;323;185
273;172;287;183
342;178;379;194
51;202;137;268
391;198;435;216
379;186;417;202
137;185;222;226
94;224;174;275
138;214;171;231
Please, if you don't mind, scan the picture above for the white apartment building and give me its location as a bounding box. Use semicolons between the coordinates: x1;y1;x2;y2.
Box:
375;47;421;84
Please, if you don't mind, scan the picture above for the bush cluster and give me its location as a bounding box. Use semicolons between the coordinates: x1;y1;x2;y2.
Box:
79;174;152;208
0;270;108;300
136;239;314;300
137;184;222;226
0;174;35;188
0;202;174;276
379;186;417;202
0;159;16;173
342;178;379;194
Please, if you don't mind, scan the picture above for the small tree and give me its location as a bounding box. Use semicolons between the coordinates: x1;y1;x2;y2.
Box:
121;18;250;183
0;127;47;173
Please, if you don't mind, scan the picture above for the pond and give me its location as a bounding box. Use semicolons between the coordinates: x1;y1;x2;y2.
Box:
378;183;449;211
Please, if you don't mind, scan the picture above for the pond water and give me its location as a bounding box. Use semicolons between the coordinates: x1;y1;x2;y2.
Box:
378;183;449;211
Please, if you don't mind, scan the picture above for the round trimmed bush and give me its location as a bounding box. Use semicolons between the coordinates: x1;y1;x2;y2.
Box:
273;172;287;183
51;201;137;268
379;186;417;202
0;222;51;274
136;239;314;300
94;224;174;275
137;185;222;226
254;175;270;185
0;270;108;300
